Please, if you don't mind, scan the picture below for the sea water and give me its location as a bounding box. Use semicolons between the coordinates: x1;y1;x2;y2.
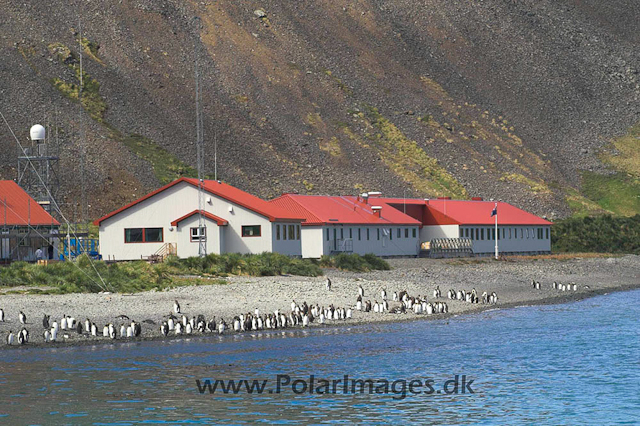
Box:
0;289;639;424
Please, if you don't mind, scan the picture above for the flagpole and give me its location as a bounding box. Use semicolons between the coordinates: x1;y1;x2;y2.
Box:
494;202;498;260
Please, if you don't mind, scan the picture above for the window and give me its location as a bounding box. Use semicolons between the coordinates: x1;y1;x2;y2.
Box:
413;228;416;238
480;228;484;240
546;227;549;240
276;225;280;240
283;225;287;240
377;228;380;240
367;228;370;240
502;228;506;239
358;228;361;241
125;228;163;243
190;227;206;242
460;228;464;238
341;228;344;240
349;228;353;239
405;228;409;238
326;228;330;241
397;228;401;238
520;228;523;239
297;225;301;240
537;228;543;239
509;228;512;239
125;228;143;243
390;228;393;240
145;228;163;242
475;228;479;240
242;225;261;237
288;225;295;240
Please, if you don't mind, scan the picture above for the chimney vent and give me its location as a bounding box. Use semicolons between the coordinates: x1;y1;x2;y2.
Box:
372;206;382;218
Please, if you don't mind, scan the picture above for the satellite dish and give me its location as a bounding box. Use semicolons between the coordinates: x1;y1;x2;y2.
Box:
30;124;45;141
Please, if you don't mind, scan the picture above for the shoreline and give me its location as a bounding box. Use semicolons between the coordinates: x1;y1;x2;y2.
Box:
1;255;639;350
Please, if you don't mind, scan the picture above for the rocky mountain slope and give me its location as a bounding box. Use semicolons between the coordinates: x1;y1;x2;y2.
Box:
1;0;638;220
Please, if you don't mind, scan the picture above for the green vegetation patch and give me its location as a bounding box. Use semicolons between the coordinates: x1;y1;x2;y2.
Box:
168;252;323;277
499;173;550;194
564;186;610;217
602;122;640;177
78;36;103;65
120;133;198;184
48;42;107;121
0;253;325;294
319;253;391;272
46;41;197;186
363;105;467;198
552;214;640;254
581;171;640;217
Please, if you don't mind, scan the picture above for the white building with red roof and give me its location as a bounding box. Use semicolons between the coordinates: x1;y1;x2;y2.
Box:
378;196;552;255
269;194;422;258
0;180;60;262
93;178;305;260
94;178;551;260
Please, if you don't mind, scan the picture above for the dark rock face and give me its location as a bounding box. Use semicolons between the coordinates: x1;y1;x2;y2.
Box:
0;0;638;219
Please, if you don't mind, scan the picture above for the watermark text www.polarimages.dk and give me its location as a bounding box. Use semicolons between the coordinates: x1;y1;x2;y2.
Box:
196;374;474;400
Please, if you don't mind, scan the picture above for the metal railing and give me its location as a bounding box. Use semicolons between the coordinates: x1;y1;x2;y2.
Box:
427;238;473;258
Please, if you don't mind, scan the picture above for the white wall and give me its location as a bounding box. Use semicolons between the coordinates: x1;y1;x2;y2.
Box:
272;223;302;256
301;226;324;259
302;225;420;258
420;224;459;242
459;225;551;254
98;181;279;260
174;214;223;258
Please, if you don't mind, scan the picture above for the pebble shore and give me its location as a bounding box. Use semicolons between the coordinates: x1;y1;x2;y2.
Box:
1;255;639;349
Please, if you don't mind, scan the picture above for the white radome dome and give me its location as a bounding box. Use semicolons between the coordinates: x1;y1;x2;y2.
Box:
30;124;45;141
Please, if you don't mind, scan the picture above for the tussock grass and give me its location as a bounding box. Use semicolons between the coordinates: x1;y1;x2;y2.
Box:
319;253;391;272
0;253;325;294
551;214;640;254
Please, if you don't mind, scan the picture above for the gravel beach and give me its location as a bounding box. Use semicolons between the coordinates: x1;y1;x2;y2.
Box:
1;255;639;349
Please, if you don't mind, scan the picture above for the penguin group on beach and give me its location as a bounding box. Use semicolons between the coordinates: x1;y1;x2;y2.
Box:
442;287;496;304
1;308;149;346
2;275;502;346
552;281;578;292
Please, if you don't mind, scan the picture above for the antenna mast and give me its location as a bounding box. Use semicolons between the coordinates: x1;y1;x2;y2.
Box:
194;17;206;258
78;17;88;235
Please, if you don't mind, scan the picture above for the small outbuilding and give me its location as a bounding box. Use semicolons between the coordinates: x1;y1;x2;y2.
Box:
0;180;60;262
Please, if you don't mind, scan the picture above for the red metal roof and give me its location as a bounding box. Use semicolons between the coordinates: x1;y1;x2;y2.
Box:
424;199;551;225
269;194;422;226
171;210;228;227
93;178;305;225
378;197;551;225
0;180;60;226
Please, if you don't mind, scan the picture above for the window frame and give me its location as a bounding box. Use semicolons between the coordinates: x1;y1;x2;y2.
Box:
190;226;206;242
124;227;164;244
241;225;262;237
